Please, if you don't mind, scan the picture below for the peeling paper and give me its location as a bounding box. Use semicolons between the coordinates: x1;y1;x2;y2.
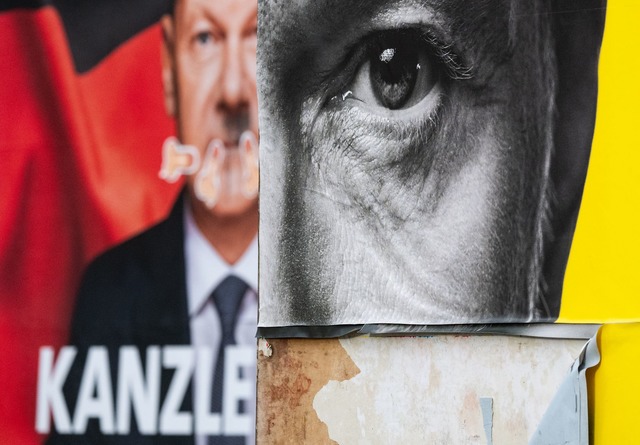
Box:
258;338;273;357
529;333;600;445
313;336;586;444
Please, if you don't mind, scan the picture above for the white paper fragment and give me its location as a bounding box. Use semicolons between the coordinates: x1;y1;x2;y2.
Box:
528;333;600;445
313;335;586;444
257;338;273;358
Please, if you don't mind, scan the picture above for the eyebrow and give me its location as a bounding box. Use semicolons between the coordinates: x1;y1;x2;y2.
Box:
180;3;257;36
281;0;510;40
291;0;447;52
275;2;443;90
176;3;215;32
260;0;513;116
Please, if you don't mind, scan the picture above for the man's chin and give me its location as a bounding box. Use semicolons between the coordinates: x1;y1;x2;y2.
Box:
200;194;258;221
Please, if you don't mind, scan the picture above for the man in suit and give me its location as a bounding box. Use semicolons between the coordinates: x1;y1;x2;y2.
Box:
47;0;259;443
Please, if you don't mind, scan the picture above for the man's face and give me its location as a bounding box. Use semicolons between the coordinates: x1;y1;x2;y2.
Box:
259;0;557;326
162;0;258;217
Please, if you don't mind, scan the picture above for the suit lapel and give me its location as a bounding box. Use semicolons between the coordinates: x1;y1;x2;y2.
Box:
132;193;195;445
134;193;191;346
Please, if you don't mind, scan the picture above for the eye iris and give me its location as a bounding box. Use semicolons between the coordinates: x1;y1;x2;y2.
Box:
370;44;419;110
196;32;210;45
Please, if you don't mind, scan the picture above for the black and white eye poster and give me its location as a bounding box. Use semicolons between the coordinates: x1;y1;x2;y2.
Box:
257;0;607;332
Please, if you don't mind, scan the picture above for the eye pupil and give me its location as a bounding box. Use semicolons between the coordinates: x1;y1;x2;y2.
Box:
343;30;438;113
370;44;418;110
197;32;210;44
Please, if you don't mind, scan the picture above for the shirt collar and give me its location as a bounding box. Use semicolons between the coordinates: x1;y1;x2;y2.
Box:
184;201;258;317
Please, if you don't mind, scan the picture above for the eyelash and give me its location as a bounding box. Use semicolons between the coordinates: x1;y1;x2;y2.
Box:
321;27;471;104
314;27;470;144
419;30;473;81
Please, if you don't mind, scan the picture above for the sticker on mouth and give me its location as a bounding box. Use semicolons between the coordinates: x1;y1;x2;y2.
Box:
159;130;259;208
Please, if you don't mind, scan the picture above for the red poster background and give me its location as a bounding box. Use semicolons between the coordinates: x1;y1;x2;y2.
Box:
0;7;179;443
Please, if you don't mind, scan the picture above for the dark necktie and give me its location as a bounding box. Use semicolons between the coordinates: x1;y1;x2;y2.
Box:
209;275;248;445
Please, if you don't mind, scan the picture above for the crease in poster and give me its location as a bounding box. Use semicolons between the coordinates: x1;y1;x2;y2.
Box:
529;333;601;445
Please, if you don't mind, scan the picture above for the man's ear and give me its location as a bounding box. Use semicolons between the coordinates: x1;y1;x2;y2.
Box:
161;15;176;117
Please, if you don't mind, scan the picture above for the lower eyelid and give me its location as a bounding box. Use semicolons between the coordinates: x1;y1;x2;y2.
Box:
326;80;443;135
304;83;442;171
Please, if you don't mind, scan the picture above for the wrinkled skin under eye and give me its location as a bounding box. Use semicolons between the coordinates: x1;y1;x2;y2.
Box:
346;31;439;111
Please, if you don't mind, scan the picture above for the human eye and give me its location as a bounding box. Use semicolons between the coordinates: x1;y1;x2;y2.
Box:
194;30;212;46
243;19;257;50
322;27;471;125
192;25;221;48
344;30;440;113
298;24;474;176
243;14;258;39
189;22;221;61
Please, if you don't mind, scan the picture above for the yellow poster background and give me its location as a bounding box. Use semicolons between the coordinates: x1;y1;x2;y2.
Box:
559;1;640;441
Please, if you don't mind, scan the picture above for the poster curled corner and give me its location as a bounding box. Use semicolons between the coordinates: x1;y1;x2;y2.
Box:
529;330;601;445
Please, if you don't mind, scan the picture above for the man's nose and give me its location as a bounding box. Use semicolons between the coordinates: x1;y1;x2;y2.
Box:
220;35;247;111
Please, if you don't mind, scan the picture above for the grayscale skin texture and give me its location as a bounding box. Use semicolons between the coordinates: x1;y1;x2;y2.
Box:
258;0;560;326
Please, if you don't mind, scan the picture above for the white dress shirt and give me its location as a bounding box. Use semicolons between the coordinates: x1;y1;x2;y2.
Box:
184;205;257;445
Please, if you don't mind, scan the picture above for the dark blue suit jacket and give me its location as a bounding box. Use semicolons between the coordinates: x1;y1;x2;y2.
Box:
47;196;195;445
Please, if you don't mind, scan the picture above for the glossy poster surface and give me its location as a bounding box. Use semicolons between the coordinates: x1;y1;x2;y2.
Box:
1;0;259;443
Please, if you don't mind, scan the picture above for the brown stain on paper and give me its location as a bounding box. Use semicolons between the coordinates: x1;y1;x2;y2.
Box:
257;339;360;444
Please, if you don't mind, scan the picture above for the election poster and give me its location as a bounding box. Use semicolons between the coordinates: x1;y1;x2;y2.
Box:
2;0;259;443
1;0;640;444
